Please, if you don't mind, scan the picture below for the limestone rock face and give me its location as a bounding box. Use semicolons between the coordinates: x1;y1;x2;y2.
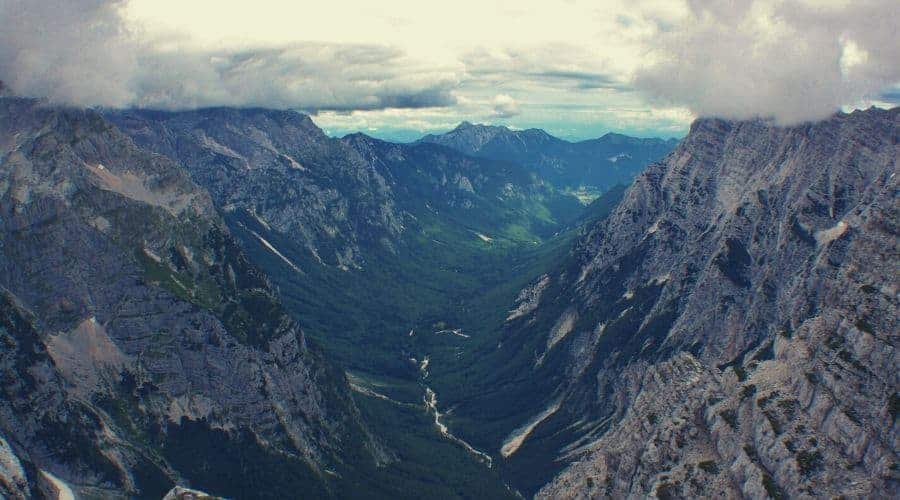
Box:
498;108;898;498
106;108;403;268
0;98;379;497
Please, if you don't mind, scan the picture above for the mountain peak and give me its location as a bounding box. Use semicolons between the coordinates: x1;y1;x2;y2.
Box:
453;121;508;132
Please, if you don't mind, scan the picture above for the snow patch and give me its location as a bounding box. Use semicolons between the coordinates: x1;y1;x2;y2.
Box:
536;307;578;366
281;154;306;171
142;247;162;263
349;382;418;408
473;231;493;243
815;220;848;246
546;308;578;352
500;399;563;458
507;274;550;321
251;231;303;274
41;470;75;500
435;328;470;338
250;211;271;230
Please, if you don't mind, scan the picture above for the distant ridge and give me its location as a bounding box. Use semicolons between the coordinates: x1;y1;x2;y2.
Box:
418;122;678;193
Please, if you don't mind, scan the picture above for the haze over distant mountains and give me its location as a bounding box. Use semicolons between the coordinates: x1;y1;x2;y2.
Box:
419;122;678;196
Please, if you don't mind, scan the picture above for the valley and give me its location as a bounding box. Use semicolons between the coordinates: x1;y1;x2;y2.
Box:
1;96;896;499
105;107;647;497
2;2;898;498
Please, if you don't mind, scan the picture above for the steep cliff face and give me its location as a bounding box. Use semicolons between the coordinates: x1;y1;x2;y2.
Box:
0;98;381;498
491;108;898;497
106;108;403;268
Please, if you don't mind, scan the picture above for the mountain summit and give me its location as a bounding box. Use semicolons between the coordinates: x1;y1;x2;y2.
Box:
419;123;677;195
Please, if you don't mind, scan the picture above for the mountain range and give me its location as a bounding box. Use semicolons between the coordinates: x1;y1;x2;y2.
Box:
419;121;678;198
0;95;896;499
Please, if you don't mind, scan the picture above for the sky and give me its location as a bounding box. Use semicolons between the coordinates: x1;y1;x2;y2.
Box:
0;0;898;141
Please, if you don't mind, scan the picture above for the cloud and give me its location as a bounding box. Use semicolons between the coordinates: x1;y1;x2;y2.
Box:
0;0;138;107
0;0;458;111
461;46;630;92
633;0;900;124
1;0;895;135
491;94;519;118
131;45;458;111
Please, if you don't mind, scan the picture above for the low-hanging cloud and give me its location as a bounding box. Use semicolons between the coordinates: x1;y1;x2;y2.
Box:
0;0;458;111
634;0;900;124
1;0;896;128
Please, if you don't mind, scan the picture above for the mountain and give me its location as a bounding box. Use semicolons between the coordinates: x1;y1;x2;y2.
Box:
418;122;678;196
340;132;583;242
436;107;899;497
104;107;584;496
106;108;403;269
6;93;895;499
107;110;582;269
0;98;385;498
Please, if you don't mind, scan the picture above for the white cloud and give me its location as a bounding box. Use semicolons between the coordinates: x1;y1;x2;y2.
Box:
0;0;458;111
0;0;896;137
491;94;519;118
633;0;900;124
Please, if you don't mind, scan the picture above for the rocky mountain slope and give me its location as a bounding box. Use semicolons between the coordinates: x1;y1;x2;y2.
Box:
107;110;582;270
106;108;403;269
418;122;677;194
442;107;898;497
341;132;582;242
0;98;384;498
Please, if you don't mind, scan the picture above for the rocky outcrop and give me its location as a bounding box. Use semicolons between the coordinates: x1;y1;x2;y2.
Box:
495;108;898;497
107;108;403;268
0;98;381;497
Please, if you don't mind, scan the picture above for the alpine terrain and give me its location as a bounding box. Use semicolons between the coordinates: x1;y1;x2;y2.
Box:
420;122;678;201
0;93;896;500
434;107;898;498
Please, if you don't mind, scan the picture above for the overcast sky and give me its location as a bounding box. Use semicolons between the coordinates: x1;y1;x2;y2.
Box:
1;0;897;141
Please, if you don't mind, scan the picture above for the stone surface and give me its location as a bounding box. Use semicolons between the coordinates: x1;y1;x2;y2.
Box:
0;98;380;497
495;108;898;498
